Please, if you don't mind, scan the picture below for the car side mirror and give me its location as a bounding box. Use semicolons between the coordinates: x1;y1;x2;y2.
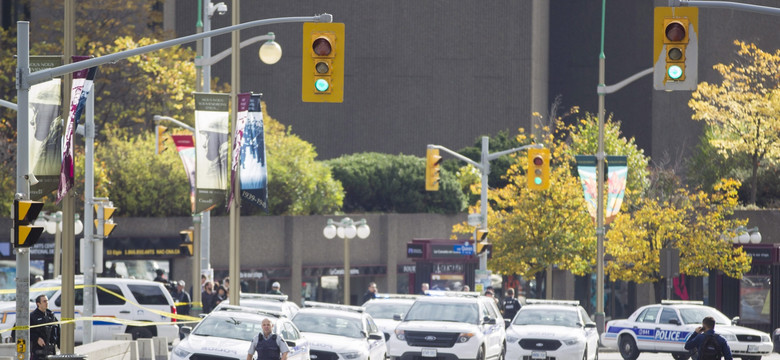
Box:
732;316;740;325
585;323;597;329
369;334;383;341
483;316;496;325
181;326;192;336
286;340;296;347
393;314;402;321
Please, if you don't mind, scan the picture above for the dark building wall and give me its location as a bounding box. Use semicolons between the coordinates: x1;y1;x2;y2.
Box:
175;0;535;160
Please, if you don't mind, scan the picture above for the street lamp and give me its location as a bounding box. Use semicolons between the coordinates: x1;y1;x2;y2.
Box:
730;227;762;244
34;211;84;278
323;217;370;305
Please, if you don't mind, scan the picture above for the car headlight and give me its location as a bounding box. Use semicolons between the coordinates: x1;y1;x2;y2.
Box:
506;334;519;343
341;351;366;360
762;335;771;342
395;329;406;341
721;334;737;342
458;333;475;343
562;338;581;346
172;346;192;358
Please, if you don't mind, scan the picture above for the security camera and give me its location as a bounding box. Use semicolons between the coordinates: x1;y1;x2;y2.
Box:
208;2;228;17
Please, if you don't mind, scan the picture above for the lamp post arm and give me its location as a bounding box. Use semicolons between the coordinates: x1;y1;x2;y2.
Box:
23;14;332;87
154;115;195;132
195;34;275;67
428;145;482;170
676;0;780;16
0;99;17;111
597;67;653;95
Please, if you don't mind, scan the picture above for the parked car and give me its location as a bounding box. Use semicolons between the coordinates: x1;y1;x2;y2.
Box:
173;305;310;360
362;294;420;342
602;300;772;360
215;293;301;318
505;299;598;360
0;277;180;344
292;301;386;360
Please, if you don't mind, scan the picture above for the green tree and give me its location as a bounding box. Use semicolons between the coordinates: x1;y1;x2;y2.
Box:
327;152;466;214
689;41;780;205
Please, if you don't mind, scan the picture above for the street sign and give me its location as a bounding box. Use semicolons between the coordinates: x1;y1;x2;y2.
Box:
467;213;483;226
454;244;475;255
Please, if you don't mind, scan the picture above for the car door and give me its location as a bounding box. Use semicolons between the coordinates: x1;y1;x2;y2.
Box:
365;316;386;360
482;299;502;358
654;307;686;352
53;285;85;343
94;283;126;340
579;307;599;360
632;306;661;351
281;320;308;360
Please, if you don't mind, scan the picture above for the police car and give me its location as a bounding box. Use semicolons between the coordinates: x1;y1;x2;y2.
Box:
215;293;301;318
172;305;310;360
363;294;420;341
504;300;598;360
292;301;387;360
387;291;506;360
601;300;773;360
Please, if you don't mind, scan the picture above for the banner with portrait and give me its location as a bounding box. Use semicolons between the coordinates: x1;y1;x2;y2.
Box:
172;134;196;213
194;93;229;213
28;56;62;200
57;56;97;203
240;94;269;211
228;93;250;209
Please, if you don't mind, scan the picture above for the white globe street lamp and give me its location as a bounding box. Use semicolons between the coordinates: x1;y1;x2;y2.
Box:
37;211;83;278
259;35;282;65
323;217;370;305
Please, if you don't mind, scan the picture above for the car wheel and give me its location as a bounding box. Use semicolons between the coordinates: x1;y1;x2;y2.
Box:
582;347;588;360
477;345;485;360
672;352;690;360
618;335;639;360
594;347;599;360
498;342;506;360
128;326;154;340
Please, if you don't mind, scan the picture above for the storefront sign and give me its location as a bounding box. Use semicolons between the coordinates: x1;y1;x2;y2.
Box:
431;244;466;259
398;264;416;273
743;246;777;264
433;263;464;274
407;243;424;258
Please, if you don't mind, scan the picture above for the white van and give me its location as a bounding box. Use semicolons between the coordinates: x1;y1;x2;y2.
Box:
0;277;180;344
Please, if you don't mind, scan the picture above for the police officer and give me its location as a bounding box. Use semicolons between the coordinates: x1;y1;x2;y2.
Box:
500;288;522;321
246;318;289;360
30;295;60;360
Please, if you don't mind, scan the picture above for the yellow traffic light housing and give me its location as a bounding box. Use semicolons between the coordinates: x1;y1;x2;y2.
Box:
179;229;194;256
156;125;169;154
13;199;44;248
94;202;117;238
425;147;442;191
653;7;698;91
527;147;551;191
302;22;345;103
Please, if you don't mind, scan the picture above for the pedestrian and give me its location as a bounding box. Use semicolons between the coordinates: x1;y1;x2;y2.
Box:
215;285;228;306
30;295;59;360
223;276;230;292
153;269;166;283
267;282;283;295
462;285;470;292
173;280;192;316
500;288;522;321
246;318;289;360
361;282;377;305
419;283;429;295
684;316;732;360
202;281;217;313
201;274;207;292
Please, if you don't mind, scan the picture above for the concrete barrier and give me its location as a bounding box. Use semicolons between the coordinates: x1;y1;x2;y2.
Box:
151;337;167;360
0;344;15;357
112;334;133;341
136;339;153;360
75;340;136;360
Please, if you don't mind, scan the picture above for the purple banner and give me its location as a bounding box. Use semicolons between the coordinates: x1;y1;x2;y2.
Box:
173;135;196;213
228;93;250;210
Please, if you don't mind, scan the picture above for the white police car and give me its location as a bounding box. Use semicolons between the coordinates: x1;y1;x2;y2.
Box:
505;300;598;360
215;293;301;318
388;291;506;360
292;301;386;360
363;294;420;342
173;305;310;360
601;300;772;360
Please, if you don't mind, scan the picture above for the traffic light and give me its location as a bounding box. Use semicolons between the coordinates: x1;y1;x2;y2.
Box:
653;7;698;91
94;202;117;238
302;22;345;103
425;147;442;191
476;242;492;258
13;199;44;248
527;148;550;191
156;125;169;154
179;229;194;256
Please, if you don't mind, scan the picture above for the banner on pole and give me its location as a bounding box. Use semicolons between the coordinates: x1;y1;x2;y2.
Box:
228;93;250;210
57;56;96;203
194;92;229;213
28;56;63;200
240;94;269;211
575;155;598;222
605;156;628;225
173;134;196;214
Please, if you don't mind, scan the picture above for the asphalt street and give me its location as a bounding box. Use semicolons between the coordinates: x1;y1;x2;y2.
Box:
597;349;780;360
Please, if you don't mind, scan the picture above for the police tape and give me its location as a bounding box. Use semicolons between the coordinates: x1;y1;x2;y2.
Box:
0;316;203;335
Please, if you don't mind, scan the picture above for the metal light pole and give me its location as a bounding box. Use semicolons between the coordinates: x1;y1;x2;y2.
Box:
594;0;607;335
228;0;241;307
323;218;371;305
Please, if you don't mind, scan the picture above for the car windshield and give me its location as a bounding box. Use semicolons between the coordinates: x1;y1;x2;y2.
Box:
679;307;731;325
404;302;479;324
513;308;580;328
293;312;364;338
364;302;413;320
193;315;267;341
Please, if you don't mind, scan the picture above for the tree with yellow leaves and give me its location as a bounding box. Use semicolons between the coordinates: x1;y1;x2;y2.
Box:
689;41;780;205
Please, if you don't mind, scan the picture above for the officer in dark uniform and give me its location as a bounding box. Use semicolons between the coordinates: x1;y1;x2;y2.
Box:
30;294;60;360
246;318;289;360
500;288;522;321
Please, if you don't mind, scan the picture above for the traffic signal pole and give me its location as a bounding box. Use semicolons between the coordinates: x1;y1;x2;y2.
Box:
429;137;542;271
15;13;332;359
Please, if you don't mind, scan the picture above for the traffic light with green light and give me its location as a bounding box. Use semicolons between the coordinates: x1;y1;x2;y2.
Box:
13;199;44;248
527;148;550;191
653;7;698;91
425;147;442;191
302;22;345;103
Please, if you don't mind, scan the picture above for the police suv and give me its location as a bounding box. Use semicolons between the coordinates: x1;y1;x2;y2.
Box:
504;300;599;360
173;305;310;360
601;300;773;360
215;293;301;318
363;294;420;342
292;301;386;360
387;291;506;360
